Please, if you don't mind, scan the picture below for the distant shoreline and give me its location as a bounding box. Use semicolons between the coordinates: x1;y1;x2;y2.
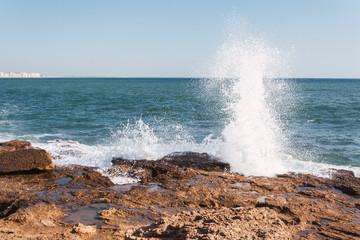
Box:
1;77;360;80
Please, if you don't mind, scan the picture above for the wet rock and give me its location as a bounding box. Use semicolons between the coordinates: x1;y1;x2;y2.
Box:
0;140;54;173
111;151;230;184
319;221;360;239
327;169;360;197
0;194;32;218
159;152;229;171
0;149;359;240
71;170;115;188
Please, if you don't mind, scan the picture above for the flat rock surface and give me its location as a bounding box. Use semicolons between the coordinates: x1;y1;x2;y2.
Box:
0;151;359;239
126;207;291;239
0;140;54;173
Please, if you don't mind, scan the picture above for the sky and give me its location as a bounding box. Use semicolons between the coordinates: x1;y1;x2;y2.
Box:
0;0;359;78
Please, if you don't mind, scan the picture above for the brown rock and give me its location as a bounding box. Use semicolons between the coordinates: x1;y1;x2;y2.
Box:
111;151;230;184
0;204;77;240
0;151;358;240
72;223;97;235
0;140;54;173
326;169;360;197
71;170;115;187
126;207;291;239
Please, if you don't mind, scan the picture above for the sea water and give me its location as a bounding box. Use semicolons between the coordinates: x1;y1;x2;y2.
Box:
1;77;359;180
1;39;360;182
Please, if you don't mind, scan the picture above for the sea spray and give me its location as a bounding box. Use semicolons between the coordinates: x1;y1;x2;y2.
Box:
38;119;220;172
206;34;290;176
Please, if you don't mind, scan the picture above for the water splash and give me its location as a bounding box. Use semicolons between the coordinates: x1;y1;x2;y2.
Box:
109;119;221;160
36;118;221;184
207;33;290;176
110;119;163;160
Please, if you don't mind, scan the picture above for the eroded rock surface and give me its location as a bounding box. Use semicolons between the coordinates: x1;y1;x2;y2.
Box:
0;140;54;173
0;149;359;239
126;207;291;240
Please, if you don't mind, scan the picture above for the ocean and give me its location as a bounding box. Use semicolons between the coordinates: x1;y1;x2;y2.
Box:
1;77;359;183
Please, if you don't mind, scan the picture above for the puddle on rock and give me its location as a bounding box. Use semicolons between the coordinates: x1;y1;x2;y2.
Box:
319;219;333;224
331;187;351;197
194;174;205;179
296;186;327;191
257;195;275;204
62;203;118;226
110;183;139;193
241;191;258;194
55;177;72;185
147;183;170;193
206;183;221;189
256;193;294;204
297;228;318;237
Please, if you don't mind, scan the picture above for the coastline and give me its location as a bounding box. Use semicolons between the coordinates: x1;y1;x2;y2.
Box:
0;141;359;239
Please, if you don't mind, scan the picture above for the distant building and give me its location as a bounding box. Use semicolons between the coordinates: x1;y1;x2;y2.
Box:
0;72;42;78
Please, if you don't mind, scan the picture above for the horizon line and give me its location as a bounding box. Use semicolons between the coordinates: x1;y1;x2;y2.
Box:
1;76;360;79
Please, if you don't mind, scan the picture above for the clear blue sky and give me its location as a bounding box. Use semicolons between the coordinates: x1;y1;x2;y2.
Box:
0;0;359;78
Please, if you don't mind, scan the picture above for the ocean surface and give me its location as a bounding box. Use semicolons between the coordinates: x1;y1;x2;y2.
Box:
1;77;359;183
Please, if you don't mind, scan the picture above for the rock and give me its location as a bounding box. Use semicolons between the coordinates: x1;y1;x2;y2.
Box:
0;154;359;239
7;204;64;225
111;151;230;184
326;169;360;197
72;223;97;235
159;152;229;171
126;207;291;239
0;140;54;173
71;170;114;187
0;204;76;240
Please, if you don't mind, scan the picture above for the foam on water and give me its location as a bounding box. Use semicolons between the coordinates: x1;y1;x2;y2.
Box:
34;119;221;184
38;120;220;165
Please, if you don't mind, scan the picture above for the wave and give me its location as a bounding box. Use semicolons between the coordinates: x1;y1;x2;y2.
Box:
34;117;359;184
34;119;221;184
36;119;220;165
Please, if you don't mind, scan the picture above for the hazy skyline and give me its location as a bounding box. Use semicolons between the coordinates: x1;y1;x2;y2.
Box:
0;0;359;78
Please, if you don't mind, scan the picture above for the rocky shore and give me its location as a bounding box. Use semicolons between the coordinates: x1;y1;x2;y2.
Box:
0;140;359;239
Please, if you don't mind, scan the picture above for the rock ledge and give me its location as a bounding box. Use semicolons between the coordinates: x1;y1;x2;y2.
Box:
0;140;54;173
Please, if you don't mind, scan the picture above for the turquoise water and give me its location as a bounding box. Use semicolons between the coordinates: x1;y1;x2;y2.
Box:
288;79;360;168
1;78;359;177
0;78;220;144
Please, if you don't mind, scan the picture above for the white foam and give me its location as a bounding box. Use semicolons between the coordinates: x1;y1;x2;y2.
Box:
35;119;221;184
109;119;220;160
283;155;360;177
206;33;289;176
